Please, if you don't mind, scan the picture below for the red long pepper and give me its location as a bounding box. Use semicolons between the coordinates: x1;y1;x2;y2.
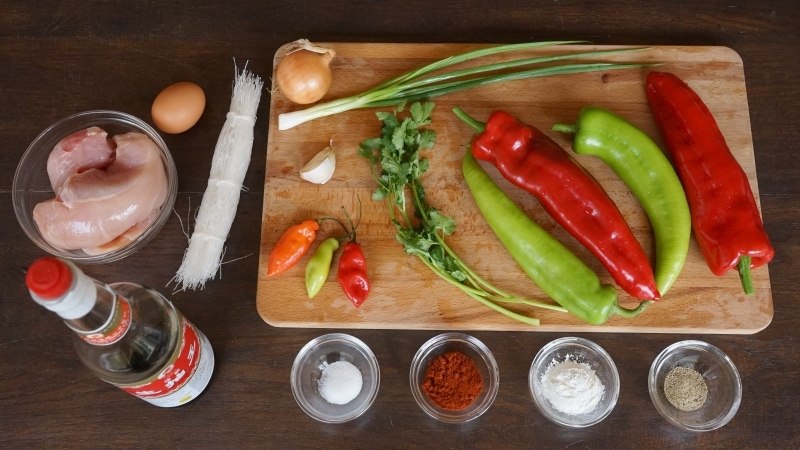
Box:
645;71;774;294
471;110;660;300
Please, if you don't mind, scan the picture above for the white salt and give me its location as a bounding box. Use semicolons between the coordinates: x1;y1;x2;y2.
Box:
318;360;363;405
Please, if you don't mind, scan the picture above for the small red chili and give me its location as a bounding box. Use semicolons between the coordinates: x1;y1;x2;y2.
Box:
337;241;370;308
267;219;319;277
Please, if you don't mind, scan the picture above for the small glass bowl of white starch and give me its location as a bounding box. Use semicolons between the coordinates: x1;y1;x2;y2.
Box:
529;337;620;428
291;333;380;423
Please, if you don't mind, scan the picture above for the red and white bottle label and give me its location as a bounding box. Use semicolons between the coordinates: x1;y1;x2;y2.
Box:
79;297;132;346
116;317;215;407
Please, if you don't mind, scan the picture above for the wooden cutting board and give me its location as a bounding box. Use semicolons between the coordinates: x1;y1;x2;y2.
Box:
256;43;773;333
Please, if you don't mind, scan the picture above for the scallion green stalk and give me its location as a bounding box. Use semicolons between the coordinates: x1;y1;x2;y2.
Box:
277;42;649;130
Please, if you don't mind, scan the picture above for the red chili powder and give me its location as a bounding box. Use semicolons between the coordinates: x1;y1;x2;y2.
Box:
421;351;483;410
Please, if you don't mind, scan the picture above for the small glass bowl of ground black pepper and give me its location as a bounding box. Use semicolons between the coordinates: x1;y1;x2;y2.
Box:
290;333;380;423
649;340;742;432
409;333;499;423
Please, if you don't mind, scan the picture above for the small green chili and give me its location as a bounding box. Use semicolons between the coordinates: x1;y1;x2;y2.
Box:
553;107;691;295
305;237;340;298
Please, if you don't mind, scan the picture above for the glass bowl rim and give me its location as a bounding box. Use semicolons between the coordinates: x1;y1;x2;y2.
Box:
12;109;178;264
408;332;500;423
647;339;742;432
290;333;380;424
528;336;620;428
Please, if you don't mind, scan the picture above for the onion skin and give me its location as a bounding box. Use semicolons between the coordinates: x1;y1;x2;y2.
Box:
276;49;335;105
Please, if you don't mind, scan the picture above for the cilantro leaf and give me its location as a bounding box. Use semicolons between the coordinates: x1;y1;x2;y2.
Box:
428;210;456;235
418;129;436;149
410;101;435;125
391;119;409;154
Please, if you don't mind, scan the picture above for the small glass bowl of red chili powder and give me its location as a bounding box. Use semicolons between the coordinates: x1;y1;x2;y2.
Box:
409;333;499;423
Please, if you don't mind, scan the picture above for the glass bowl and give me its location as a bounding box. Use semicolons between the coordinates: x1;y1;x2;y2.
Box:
13;110;178;264
290;333;380;423
409;333;499;423
648;340;742;432
529;337;620;428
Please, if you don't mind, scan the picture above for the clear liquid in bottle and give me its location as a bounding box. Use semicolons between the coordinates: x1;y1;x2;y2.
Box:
26;257;214;407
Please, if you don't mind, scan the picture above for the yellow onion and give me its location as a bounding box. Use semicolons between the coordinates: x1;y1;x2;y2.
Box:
276;39;336;105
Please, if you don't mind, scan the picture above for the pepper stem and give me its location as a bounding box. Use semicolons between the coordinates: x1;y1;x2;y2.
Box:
613;300;652;319
452;107;486;133
737;255;755;295
551;123;578;134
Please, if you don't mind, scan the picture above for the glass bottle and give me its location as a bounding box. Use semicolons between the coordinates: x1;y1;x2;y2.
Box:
25;256;214;407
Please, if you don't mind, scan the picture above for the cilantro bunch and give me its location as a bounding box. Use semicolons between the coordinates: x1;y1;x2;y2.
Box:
359;102;566;326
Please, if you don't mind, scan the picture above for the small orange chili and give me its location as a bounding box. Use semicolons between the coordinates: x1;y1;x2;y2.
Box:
267;220;320;276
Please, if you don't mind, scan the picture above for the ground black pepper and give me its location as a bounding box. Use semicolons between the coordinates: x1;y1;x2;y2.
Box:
664;366;708;411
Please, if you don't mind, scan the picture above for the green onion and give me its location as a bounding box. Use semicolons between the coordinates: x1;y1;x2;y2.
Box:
277;41;649;130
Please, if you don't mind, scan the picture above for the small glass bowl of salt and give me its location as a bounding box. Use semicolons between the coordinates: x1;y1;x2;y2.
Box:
290;333;380;423
528;337;620;428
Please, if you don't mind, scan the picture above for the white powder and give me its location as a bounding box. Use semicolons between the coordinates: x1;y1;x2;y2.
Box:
318;360;363;405
540;357;605;415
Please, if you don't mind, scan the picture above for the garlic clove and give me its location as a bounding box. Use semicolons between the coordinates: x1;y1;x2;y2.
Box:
300;146;336;184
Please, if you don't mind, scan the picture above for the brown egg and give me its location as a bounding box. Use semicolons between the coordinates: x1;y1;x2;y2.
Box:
151;81;206;134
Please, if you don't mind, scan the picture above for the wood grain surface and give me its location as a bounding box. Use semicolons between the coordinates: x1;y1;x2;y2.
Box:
1;1;799;449
258;43;773;333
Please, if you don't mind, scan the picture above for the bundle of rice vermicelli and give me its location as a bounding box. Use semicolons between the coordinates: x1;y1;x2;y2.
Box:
174;65;264;290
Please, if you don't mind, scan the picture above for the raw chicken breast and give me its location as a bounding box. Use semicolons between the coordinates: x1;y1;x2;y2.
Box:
47;127;115;194
33;131;168;250
81;209;161;255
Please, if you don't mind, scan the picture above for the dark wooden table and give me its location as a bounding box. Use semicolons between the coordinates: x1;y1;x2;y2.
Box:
2;1;798;448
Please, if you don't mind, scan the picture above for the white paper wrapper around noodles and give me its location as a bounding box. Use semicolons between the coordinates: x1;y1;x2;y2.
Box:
174;65;263;291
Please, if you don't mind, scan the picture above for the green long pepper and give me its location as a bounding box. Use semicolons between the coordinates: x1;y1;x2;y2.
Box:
553;107;691;295
305;237;340;298
456;107;649;325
